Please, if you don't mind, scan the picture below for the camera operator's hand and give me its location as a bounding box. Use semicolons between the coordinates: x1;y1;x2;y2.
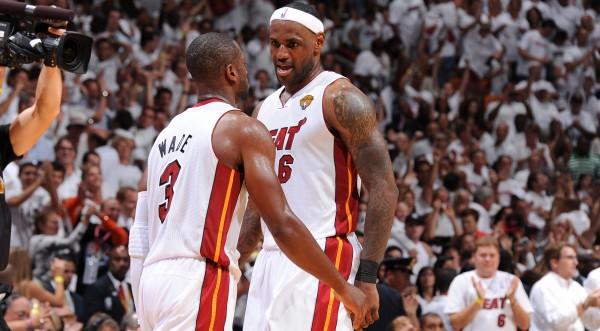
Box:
47;27;66;37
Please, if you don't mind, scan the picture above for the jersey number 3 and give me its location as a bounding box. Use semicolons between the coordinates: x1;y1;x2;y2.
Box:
158;160;181;223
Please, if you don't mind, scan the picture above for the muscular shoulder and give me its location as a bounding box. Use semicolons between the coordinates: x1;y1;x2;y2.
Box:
218;111;270;140
322;79;377;139
213;111;273;170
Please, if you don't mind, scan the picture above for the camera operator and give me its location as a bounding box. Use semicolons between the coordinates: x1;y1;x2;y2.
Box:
0;26;65;268
0;26;64;331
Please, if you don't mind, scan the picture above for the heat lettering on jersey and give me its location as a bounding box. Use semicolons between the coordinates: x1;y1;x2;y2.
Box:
157;134;193;158
482;297;508;310
269;118;307;151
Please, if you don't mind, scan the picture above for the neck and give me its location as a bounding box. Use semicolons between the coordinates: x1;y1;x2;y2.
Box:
476;269;496;279
195;83;237;107
284;64;323;96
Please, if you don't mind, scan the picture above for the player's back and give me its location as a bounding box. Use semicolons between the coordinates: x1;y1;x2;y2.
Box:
144;100;247;272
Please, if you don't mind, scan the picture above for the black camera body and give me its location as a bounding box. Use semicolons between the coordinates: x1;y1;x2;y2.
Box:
0;1;92;74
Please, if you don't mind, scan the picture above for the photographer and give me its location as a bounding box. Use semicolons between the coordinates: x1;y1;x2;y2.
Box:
0;26;64;331
0;26;65;265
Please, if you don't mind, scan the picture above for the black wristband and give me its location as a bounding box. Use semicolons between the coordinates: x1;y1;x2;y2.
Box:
355;259;379;283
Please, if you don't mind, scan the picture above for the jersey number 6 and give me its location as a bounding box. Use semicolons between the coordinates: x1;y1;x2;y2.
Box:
278;154;294;183
158;160;181;223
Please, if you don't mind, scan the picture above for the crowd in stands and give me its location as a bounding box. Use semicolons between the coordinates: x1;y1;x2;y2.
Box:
2;0;600;330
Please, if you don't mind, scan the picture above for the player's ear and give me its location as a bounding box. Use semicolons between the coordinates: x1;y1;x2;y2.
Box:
225;63;237;84
314;32;325;55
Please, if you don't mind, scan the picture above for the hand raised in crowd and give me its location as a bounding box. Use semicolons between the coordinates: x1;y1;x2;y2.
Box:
472;276;486;300
499;233;513;252
39;161;53;190
402;287;420;317
586;289;600;308
50;257;65;279
506;276;519;302
30;299;54;330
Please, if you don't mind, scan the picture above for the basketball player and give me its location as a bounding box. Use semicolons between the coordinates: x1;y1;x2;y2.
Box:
445;236;533;331
238;2;398;330
128;33;367;331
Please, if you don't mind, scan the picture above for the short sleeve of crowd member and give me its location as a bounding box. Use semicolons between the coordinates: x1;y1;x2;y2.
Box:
388;0;406;25
518;31;533;52
445;271;473;314
515;279;534;313
0;124;19;170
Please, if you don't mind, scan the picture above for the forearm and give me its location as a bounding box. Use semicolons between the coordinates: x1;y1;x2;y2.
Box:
511;301;531;330
34;66;61;117
450;215;462;237
424;212;438;242
361;181;397;261
449;301;480;330
129;191;148;326
7;182;41;206
272;212;347;293
100;216;129;245
237;201;262;265
10;66;61;155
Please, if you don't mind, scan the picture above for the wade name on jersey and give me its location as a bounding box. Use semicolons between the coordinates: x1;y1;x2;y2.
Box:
157;133;193;158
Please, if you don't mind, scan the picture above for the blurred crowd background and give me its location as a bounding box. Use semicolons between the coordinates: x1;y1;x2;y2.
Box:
2;0;600;330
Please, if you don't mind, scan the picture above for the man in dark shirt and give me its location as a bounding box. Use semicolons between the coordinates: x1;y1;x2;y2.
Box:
366;257;420;331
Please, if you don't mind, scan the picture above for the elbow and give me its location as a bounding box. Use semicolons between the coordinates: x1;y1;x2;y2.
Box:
386;181;399;203
33;100;61;120
269;222;295;242
449;316;462;331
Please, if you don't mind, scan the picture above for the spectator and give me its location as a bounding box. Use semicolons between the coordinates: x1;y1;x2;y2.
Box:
445;236;533;330
28;209;88;282
42;253;85;325
8;248;65;308
83;246;133;324
366;257;419;331
530;242;600;330
423;268;457;331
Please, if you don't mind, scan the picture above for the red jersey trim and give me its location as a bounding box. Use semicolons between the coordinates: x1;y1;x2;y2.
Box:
333;137;359;235
200;162;243;266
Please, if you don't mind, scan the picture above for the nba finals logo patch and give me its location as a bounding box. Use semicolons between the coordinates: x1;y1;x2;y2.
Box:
300;95;314;110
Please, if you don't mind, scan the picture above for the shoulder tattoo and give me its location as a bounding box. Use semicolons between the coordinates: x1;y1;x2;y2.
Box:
332;87;376;143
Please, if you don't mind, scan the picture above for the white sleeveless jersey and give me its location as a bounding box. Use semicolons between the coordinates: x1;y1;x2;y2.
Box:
257;71;359;249
144;99;248;278
445;270;534;331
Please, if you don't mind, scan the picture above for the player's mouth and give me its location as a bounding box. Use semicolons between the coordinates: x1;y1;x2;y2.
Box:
276;65;293;77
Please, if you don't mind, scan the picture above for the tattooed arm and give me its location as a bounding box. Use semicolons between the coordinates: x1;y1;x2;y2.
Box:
323;79;399;326
238;199;263;266
237;101;265;266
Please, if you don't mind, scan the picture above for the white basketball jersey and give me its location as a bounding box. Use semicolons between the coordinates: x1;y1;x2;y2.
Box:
144;99;248;278
257;71;359;249
445;270;534;331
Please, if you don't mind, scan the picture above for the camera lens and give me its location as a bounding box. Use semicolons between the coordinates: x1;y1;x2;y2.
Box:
61;38;78;65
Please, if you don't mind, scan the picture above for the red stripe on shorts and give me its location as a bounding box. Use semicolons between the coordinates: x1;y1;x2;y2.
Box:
196;262;230;331
311;236;354;331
